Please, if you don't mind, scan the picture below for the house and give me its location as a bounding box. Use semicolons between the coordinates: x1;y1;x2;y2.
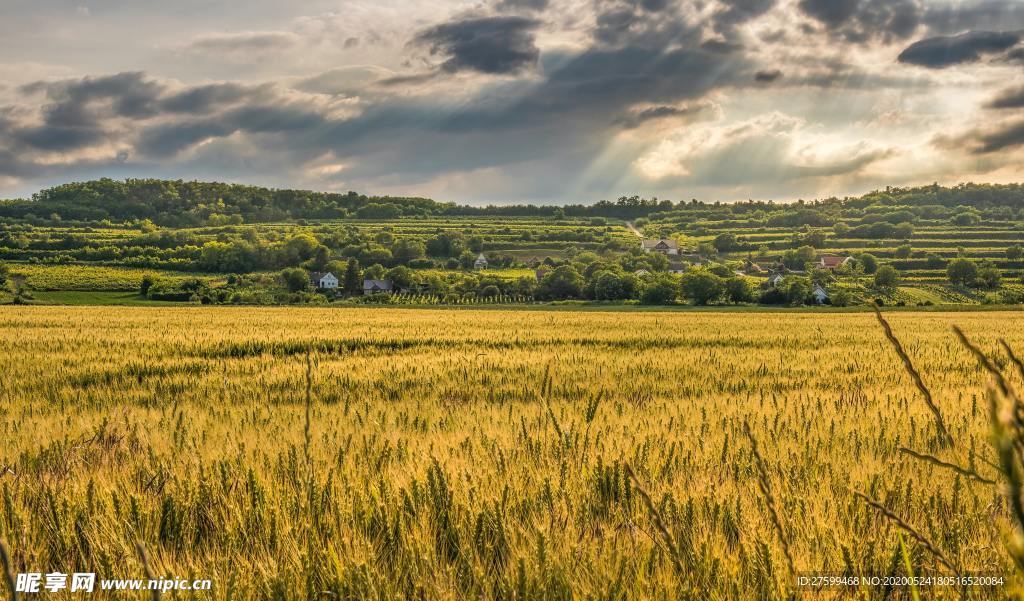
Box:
768;272;786;288
634;269;650;276
818;255;852;270
534;267;550;283
474;253;489;270
812;284;829;304
667;262;687;274
641;239;679;255
362;279;393;295
309;271;339;289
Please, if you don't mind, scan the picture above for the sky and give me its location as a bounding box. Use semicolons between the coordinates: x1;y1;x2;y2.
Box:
1;0;1023;204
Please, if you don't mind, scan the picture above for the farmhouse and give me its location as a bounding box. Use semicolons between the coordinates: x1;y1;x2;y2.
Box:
309;271;339;289
641;239;679;255
362;279;393;295
534;267;550;283
818;255;852;270
812;284;829;304
474;253;489;270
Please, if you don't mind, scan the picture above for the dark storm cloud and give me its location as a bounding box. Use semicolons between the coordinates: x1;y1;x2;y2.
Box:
897;30;1022;68
987;86;1024;109
798;0;922;43
412;16;541;75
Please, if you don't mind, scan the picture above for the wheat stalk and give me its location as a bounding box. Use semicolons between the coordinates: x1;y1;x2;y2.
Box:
853;490;957;574
874;306;954;447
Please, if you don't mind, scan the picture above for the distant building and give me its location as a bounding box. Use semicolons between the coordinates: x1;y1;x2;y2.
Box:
534;267;550;282
362;279;393;295
309;272;339;289
474;253;489;270
634;269;650;276
641;239;679;255
812;284;829;304
818;255;852;270
768;273;786;288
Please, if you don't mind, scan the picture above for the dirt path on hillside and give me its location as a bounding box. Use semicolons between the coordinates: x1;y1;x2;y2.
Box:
625;221;643;237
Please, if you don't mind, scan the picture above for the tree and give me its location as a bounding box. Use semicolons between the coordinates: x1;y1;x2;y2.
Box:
140;275;155;296
481;285;500;298
392;238;426;264
713;233;739;252
873;265;899;288
926;253;945;269
641;274;681;305
385;266;415;291
343;259;361;294
0;261;8;287
831;289;853;307
1007;245;1023;261
593;271;638;301
363;263;386;280
680;271;724;305
894;244;912;259
425;232;465;258
281;268;309;292
724;277;753;303
781;277;812;305
858;253;878;274
537;266;584;300
782;246;815;270
977;264;1001;289
947;258;978;286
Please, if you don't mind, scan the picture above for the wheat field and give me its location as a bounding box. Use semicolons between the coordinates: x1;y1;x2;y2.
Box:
1;306;1023;599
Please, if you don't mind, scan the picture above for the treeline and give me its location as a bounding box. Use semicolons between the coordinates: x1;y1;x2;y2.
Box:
2;179;1024;227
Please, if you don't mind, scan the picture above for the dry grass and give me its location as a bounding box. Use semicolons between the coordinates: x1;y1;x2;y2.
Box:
0;306;1023;599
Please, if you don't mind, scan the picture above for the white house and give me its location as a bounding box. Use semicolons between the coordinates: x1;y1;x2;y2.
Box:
363;279;393;295
310;271;339;289
641;239;679;255
812;284;829;304
768;273;786;288
474;253;489;270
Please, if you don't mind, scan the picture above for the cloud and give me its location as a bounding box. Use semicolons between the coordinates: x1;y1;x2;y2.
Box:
411;16;541;75
713;0;777;35
160;83;268;113
636;112;895;186
897;30;1022;68
21;71;165;127
754;69;782;82
614;103;712;129
798;0;922;43
495;0;549;12
184;31;300;55
923;0;1024;34
987;85;1024;109
973;120;1024;153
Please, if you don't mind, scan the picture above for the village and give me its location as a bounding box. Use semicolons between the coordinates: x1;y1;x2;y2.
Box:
299;237;857;306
